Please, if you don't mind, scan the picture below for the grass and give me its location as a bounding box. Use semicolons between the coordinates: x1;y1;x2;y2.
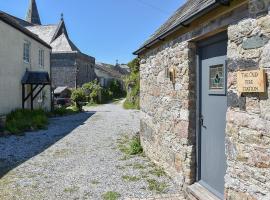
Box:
133;163;146;169
117;134;143;156
147;179;168;193
63;186;79;193
123;100;139;110
122;175;141;182
149;167;166;177
102;191;121;200
86;101;100;107
5;109;48;135
49;106;79;117
91;180;100;185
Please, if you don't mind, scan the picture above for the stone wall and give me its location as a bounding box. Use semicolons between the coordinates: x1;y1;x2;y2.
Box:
51;52;96;88
140;40;197;188
225;12;270;200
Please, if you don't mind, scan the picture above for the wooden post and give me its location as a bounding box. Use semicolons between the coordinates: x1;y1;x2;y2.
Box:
22;84;25;109
30;84;33;110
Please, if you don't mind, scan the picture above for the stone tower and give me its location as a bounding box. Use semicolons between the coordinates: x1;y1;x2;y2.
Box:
26;0;41;25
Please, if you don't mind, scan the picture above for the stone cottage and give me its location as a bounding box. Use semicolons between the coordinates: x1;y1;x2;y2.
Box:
134;0;270;199
10;0;96;89
95;62;128;88
0;12;51;115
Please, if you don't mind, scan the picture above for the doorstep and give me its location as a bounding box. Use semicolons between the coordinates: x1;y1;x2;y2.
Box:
186;182;221;200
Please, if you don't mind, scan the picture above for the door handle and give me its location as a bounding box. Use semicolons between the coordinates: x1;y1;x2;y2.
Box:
200;115;207;129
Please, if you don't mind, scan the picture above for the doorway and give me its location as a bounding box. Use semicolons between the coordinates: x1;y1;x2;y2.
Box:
197;32;228;199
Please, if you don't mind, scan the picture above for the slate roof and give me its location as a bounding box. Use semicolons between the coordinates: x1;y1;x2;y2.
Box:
21;71;51;85
54;86;68;94
0;11;51;49
26;25;58;44
26;0;41;25
95;62;124;79
51;33;80;52
134;0;222;54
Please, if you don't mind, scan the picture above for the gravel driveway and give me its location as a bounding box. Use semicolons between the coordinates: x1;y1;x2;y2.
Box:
0;101;182;200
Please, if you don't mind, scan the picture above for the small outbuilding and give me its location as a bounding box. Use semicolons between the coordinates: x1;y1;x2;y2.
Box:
134;0;270;199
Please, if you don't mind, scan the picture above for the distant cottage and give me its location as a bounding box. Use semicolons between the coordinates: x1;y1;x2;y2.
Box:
12;0;96;89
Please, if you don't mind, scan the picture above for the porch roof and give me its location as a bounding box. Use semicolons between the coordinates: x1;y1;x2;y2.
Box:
21;71;51;85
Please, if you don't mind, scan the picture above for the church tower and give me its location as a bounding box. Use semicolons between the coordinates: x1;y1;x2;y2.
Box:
26;0;41;25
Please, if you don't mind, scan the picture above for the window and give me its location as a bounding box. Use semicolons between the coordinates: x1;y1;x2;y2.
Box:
209;64;224;90
23;41;31;63
39;49;44;67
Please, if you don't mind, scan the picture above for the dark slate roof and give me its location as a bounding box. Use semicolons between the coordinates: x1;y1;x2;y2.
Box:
0;11;51;49
134;0;221;54
95;62;124;79
51;33;80;52
114;64;130;75
26;0;41;25
21;71;51;85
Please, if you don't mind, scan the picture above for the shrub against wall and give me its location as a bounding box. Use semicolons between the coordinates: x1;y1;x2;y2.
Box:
5;109;48;134
71;88;86;110
124;58;140;109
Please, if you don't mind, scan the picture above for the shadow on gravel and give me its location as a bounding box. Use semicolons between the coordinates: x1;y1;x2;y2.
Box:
0;111;95;178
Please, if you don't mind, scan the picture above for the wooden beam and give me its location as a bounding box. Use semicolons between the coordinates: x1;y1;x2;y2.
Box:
33;85;46;100
24;85;39;102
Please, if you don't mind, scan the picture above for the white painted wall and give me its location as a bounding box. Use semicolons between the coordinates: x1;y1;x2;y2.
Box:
0;20;51;115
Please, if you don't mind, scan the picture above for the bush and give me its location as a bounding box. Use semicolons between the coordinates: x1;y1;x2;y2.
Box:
82;80;102;103
71;88;86;110
124;58;140;110
100;88;113;103
108;80;125;98
5;109;48;134
129;135;143;155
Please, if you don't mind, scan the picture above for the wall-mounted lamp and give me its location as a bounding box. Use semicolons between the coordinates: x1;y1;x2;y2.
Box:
169;67;176;84
165;67;176;89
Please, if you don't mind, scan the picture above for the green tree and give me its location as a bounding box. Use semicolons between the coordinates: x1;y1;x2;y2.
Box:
124;58;140;109
82;80;102;103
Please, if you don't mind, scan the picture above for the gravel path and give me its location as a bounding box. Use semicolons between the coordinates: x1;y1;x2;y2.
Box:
0;101;182;200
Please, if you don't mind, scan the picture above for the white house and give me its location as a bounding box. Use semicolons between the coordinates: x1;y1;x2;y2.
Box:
0;11;52;115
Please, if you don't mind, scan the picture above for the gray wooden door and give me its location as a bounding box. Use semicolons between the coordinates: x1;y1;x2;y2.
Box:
198;33;227;199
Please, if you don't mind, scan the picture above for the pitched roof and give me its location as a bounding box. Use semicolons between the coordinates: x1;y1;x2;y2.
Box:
134;0;223;54
21;71;50;85
51;33;80;52
0;11;51;49
95;62;124;79
26;0;41;25
54;86;69;94
26;24;58;44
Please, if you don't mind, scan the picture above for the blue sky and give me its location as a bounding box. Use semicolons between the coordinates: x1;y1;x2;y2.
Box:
1;0;184;64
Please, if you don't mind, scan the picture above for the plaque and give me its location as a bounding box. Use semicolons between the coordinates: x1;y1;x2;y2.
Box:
237;69;266;93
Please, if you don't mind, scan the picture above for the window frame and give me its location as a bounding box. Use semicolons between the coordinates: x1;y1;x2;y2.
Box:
38;49;45;68
23;40;31;63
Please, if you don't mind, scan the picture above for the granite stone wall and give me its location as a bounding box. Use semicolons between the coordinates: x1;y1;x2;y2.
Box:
139;1;270;199
225;11;270;200
140;41;197;188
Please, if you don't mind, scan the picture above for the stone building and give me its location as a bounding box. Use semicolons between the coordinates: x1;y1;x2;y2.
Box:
134;0;270;199
10;0;96;89
95;62;129;89
0;12;51;115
